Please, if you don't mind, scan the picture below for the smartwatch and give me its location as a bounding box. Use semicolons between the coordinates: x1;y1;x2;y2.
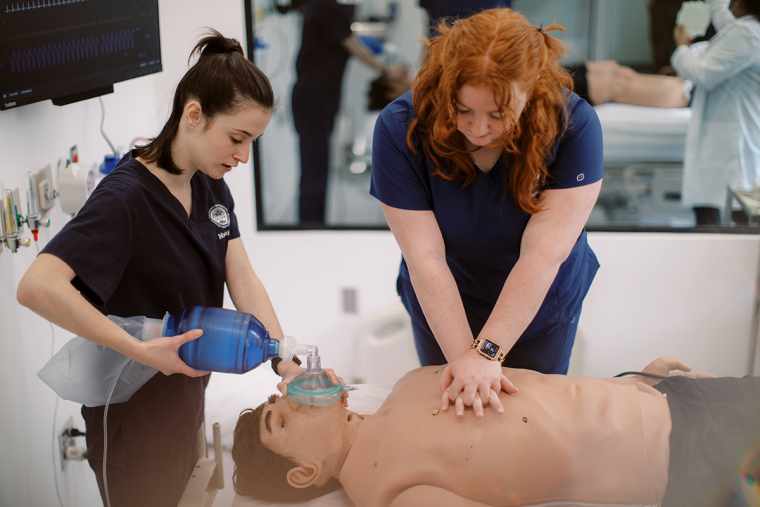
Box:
471;337;507;365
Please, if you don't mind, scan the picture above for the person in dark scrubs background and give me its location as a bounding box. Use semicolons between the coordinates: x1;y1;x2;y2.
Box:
16;31;326;507
371;9;603;418
293;0;406;225
420;0;512;27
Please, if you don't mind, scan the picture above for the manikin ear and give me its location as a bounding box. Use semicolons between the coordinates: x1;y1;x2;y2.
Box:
286;461;323;489
182;100;204;132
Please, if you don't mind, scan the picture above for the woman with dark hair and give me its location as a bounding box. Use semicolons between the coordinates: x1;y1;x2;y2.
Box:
16;30;311;507
370;9;603;418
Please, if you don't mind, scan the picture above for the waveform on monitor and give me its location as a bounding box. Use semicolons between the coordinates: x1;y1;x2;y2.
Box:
9;29;136;73
8;16;134;40
5;0;91;13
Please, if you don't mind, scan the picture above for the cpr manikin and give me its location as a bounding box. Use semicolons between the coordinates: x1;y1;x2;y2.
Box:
237;356;760;507
236;366;673;506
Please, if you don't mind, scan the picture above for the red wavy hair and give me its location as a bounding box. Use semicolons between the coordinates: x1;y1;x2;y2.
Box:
407;9;573;214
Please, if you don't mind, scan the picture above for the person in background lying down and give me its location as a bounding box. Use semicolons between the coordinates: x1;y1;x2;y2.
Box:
564;60;691;108
371;60;692;113
231;358;760;507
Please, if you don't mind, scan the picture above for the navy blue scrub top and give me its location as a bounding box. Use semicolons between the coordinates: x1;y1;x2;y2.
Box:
42;151;240;454
420;0;512;22
370;91;602;339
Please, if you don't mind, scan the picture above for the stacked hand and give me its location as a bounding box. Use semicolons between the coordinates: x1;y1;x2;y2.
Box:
440;349;518;418
276;360;350;407
639;357;716;386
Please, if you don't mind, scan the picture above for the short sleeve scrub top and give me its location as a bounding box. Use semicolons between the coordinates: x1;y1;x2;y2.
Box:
41;151;240;505
370;91;603;374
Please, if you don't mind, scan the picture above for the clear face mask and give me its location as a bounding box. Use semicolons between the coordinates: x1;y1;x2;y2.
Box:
284;344;357;407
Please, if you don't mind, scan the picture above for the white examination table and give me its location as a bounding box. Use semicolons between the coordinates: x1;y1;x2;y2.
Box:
595;103;692;165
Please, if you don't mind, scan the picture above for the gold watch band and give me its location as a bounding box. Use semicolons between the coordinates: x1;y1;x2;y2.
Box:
471;337;507;364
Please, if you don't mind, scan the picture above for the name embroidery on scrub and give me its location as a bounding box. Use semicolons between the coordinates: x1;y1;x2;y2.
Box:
209;204;230;228
218;230;231;240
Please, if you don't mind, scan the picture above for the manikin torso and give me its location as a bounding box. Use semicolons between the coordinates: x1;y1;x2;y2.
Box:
340;366;671;507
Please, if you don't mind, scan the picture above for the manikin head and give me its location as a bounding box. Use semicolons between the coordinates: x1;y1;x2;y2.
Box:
134;29;275;178
232;394;364;502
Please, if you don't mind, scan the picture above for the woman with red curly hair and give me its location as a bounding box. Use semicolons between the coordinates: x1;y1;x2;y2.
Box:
370;9;603;417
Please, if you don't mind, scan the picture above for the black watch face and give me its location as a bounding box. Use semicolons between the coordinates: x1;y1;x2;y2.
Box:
480;339;500;359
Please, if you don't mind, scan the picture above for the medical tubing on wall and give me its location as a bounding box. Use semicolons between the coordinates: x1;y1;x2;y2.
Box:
37;236;65;507
98;97;116;155
102;358;129;507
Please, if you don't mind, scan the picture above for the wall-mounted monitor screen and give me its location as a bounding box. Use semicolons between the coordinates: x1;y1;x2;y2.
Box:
0;0;162;110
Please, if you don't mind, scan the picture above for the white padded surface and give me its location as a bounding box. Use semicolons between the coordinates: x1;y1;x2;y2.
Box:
204;375;393;507
595;103;691;163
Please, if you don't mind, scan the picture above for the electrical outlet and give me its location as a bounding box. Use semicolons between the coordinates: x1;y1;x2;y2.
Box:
342;287;358;314
59;416;74;471
35;164;54;213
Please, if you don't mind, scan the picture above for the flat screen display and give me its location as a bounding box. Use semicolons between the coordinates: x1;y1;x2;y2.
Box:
0;0;162;110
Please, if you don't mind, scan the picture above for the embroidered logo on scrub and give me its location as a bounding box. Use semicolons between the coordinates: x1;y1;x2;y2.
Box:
209;204;230;228
577;173;585;182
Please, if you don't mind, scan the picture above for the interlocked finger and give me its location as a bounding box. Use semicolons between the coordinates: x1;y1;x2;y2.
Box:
455;392;465;417
462;382;480;407
473;394;484;419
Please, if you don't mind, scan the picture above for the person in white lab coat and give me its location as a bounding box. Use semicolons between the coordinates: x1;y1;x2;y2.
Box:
672;0;760;225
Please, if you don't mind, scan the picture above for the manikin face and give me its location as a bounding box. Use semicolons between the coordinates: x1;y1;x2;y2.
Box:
259;395;363;486
455;82;530;147
184;102;271;179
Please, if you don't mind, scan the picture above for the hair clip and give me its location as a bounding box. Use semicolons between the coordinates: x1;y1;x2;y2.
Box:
445;17;458;28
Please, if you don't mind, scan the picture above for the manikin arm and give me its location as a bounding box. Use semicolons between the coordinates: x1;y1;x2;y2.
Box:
342;36;407;80
598;357;716;387
389;485;490;507
342;35;386;73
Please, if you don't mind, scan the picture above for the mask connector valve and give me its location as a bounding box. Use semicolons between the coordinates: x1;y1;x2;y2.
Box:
286;346;357;406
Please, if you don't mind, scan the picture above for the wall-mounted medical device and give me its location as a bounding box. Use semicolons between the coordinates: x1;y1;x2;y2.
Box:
1;188;32;253
57;154;95;216
22;171;51;242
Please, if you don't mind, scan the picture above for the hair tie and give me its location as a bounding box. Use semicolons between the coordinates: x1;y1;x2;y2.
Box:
536;23;544;34
226;42;244;55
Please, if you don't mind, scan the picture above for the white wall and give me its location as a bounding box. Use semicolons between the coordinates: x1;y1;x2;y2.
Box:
0;1;250;506
1;1;759;507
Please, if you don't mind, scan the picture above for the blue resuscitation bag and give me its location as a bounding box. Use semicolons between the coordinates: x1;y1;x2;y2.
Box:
37;307;292;407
